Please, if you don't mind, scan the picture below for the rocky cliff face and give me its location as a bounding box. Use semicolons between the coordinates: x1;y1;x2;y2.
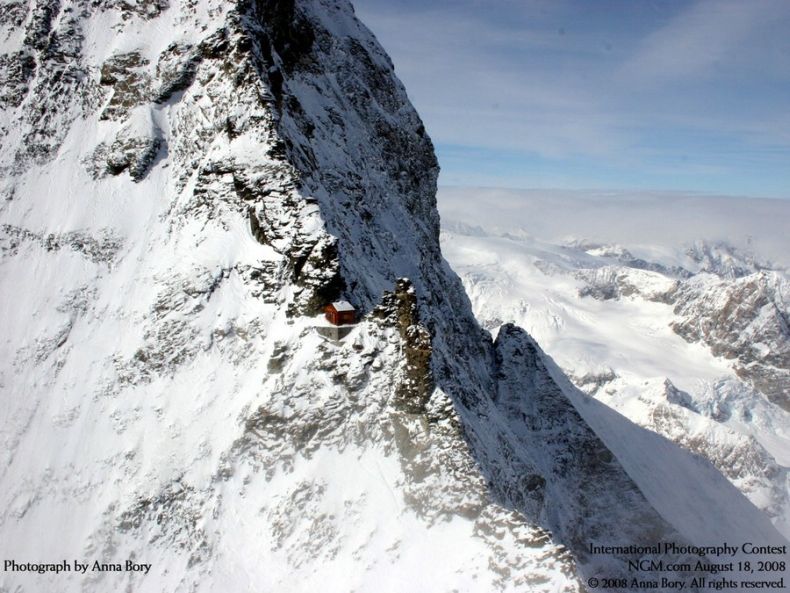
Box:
0;2;785;592
669;270;789;410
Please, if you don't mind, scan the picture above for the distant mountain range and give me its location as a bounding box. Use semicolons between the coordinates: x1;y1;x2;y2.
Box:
440;186;790;539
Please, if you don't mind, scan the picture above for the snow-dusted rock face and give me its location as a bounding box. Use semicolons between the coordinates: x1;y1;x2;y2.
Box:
1;2;786;592
669;271;789;411
571;245;790;410
570;243;790;411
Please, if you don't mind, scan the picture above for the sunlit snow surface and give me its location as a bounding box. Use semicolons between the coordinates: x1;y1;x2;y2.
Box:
439;187;790;537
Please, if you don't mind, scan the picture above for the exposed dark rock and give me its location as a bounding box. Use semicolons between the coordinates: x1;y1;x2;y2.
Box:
288;236;344;315
43;229;124;264
343;38;401;115
569;368;618;396
669;271;790;411
112;270;233;389
267;341;289;373
107;136;162;181
87;134;162;182
662;379;699;415
23;0;60;52
99;51;151;120
92;0;170;20
1;224;122;264
0;52;37;107
374;278;434;413
3;1;762;588
248;206;269;246
245;0;317;75
0;224;40;258
643;390;787;520
154;42;201;103
489;324;683;564
685;240;774;279
117;480;211;568
576;266;676;302
12;7;86;166
0;1;28;28
215;161;344;316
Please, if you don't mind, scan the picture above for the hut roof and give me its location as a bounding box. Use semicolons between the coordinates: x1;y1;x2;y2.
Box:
330;300;355;312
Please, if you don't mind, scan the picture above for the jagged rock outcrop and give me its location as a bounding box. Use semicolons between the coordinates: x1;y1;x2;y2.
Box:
490;326;672;542
0;51;36;108
373;278;434;412
99;52;152;120
685;239;777;279
669;271;789;410
576;265;677;301
87;133;162;181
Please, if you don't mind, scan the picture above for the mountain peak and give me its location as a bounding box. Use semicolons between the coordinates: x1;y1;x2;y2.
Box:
1;2;785;591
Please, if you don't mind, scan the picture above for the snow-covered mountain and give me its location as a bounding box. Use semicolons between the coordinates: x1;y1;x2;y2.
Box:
440;186;790;538
0;3;786;592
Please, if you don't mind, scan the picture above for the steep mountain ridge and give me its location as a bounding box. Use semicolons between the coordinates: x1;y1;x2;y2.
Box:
0;2;785;592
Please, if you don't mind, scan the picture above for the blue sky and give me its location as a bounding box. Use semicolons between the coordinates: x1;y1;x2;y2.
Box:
352;0;790;198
